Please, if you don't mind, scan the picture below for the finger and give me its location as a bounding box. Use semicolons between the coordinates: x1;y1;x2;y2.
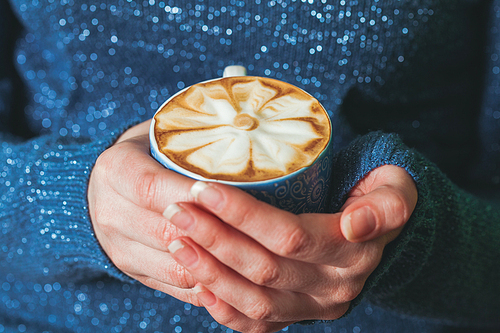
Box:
96;194;187;252
167;237;345;323
129;274;204;308
187;181;356;264
93;134;197;213
192;284;293;333
165;202;375;303
340;165;418;243
90;174;195;284
100;237;197;289
164;202;332;293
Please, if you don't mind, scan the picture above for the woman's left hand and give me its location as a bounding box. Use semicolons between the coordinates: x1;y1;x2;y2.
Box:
164;165;417;333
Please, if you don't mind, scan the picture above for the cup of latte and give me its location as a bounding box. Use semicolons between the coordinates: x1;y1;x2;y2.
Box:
150;66;334;214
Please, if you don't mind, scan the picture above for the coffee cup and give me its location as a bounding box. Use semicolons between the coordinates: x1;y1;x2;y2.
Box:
150;66;334;214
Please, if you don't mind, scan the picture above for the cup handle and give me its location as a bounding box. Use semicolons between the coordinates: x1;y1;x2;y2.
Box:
223;65;247;78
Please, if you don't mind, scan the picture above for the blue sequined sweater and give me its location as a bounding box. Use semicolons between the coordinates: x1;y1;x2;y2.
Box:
1;0;500;332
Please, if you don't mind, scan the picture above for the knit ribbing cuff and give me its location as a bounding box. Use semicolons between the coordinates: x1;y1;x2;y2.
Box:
328;131;436;312
56;120;144;283
5;119;142;284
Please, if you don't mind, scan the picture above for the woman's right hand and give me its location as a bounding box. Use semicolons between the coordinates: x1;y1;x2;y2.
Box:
87;120;202;305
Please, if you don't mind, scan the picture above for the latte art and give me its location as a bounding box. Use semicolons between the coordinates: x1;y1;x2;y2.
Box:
154;76;331;182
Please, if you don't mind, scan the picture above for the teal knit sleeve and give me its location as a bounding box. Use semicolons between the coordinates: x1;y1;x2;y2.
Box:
0;126;139;284
331;131;500;327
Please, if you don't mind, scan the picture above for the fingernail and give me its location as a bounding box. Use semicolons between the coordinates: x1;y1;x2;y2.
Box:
190;181;223;210
167;239;198;267
342;207;376;241
193;284;217;307
163;204;194;231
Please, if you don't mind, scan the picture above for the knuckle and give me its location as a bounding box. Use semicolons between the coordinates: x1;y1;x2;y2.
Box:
157;264;195;289
323;302;351;321
344;244;383;278
196;269;220;288
362;257;381;276
203;273;220;288
345;286;363;302
172;265;196;289
359;243;384;274
134;171;160;210
154;221;175;248
276;226;311;258
234;197;260;227
200;230;224;254
383;186;410;228
390;190;407;220
245;301;274;321
394;189;407;211
249;259;280;287
336;284;363;303
99;144;164;211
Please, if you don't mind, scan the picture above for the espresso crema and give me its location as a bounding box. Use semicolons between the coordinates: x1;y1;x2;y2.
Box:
154;76;331;182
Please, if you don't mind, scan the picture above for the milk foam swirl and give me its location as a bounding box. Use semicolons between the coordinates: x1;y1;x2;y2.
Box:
154;77;331;182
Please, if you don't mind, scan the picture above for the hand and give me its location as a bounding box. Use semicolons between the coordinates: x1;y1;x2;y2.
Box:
164;165;417;332
87;120;203;305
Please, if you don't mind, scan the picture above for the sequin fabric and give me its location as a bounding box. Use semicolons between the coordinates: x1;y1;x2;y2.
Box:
1;0;498;332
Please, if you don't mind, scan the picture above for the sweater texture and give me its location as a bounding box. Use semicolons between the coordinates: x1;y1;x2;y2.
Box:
1;0;499;332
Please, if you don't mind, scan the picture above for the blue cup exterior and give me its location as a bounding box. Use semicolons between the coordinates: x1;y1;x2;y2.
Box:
233;137;334;214
149;78;334;214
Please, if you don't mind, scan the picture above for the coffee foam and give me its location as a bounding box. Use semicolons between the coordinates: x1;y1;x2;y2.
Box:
154;76;331;182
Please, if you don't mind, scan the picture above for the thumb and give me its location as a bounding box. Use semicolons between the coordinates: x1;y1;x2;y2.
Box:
340;172;417;243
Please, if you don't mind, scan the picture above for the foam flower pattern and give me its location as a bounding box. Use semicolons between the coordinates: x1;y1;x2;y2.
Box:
154;77;330;182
